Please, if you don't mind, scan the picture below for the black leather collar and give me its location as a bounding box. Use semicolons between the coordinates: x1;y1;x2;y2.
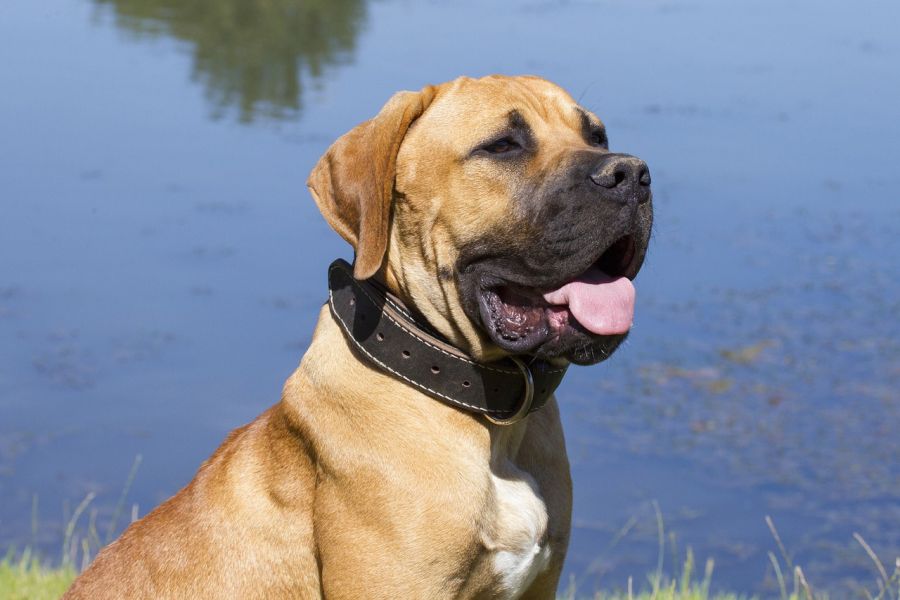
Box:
327;259;568;424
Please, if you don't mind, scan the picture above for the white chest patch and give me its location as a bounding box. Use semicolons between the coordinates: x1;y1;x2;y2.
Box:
486;459;552;599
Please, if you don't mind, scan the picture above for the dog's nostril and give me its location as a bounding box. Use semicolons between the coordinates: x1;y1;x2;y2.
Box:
591;156;644;190
589;172;615;188
639;168;651;186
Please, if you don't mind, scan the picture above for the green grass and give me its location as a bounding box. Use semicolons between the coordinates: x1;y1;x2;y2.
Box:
558;546;758;600
0;551;75;600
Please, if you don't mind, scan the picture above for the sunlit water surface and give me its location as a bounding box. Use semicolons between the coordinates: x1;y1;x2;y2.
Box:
1;0;899;595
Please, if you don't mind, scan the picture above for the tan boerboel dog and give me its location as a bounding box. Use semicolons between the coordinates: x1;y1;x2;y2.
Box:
64;75;653;599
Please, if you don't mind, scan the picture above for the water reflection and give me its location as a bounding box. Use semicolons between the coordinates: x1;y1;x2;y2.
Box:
93;0;366;122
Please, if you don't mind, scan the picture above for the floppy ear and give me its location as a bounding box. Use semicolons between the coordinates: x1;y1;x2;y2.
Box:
307;86;436;280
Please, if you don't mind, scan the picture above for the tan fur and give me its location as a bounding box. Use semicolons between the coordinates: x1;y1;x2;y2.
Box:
65;75;593;599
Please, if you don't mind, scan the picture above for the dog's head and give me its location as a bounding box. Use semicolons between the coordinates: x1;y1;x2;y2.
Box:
308;75;652;366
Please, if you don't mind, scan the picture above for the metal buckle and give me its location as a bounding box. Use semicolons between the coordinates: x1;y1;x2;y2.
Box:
485;356;534;426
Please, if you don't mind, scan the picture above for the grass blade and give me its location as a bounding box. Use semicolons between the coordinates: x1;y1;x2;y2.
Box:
105;454;142;543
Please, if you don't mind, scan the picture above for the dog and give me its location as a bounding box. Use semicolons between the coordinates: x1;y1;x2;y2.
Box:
64;75;652;599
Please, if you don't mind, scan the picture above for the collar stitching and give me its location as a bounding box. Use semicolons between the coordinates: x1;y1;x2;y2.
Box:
328;288;512;415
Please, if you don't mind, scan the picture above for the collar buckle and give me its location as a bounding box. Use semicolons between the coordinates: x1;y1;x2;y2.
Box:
484;357;534;426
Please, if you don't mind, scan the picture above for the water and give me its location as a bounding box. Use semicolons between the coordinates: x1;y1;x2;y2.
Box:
1;0;899;595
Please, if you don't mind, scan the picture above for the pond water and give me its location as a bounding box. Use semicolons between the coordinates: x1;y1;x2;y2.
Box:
1;0;899;596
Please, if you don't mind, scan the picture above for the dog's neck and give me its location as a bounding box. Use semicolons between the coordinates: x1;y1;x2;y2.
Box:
317;259;569;425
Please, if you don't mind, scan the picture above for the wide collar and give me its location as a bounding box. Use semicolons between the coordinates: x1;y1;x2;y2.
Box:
327;259;568;425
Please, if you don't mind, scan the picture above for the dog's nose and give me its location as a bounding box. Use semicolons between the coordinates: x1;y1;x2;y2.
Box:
589;154;651;203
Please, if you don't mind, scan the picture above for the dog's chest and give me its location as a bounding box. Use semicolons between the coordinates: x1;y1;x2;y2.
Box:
483;457;552;598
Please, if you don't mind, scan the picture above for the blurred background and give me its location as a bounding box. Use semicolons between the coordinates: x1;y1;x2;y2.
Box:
1;0;898;596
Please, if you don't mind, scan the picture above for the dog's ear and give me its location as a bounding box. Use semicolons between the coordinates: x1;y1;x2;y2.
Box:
308;86;436;280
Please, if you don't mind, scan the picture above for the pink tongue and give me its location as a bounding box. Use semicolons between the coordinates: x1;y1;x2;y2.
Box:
542;266;636;335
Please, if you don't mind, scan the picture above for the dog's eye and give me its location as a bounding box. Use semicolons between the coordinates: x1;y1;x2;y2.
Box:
589;130;608;147
481;138;520;154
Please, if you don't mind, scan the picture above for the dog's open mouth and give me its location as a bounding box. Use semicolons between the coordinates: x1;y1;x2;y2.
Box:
478;235;639;347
